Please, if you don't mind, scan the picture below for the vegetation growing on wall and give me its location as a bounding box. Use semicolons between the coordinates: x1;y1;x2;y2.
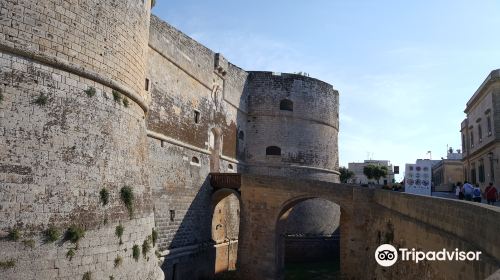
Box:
120;186;134;218
66;225;85;245
0;259;16;269
100;188;110;206
66;248;76;261
132;245;140;261
33;93;48;106
7;228;20;241
123;97;129;107
45;226;60;243
112;90;121;103
84;87;96;97
82;271;92;280
115;224;124;245
114;256;123;268
142;237;151;258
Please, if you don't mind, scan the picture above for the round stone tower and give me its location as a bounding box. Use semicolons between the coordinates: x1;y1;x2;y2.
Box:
245;71;340;182
0;0;161;279
245;71;341;244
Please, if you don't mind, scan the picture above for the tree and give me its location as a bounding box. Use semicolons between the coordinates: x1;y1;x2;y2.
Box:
363;164;388;185
339;167;354;183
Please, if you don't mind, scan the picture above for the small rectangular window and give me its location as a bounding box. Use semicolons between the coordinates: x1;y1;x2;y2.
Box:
145;78;150;91
487;116;492;136
194;110;200;124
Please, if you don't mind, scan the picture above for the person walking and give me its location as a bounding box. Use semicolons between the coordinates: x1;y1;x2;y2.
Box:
473;183;482;203
485;182;498;205
463;181;474;201
456;182;464;200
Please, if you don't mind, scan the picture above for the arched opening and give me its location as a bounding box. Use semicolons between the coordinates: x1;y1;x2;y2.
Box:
209;128;223;172
276;197;341;279
280;99;293;111
211;189;241;278
266;146;281;156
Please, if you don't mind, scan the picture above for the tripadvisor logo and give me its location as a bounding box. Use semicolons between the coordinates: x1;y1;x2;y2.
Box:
375;244;482;267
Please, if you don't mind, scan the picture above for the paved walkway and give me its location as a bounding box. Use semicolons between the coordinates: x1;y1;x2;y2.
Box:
432;191;499;206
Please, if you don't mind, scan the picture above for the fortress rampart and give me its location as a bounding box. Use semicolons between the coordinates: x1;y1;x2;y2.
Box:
3;2;494;280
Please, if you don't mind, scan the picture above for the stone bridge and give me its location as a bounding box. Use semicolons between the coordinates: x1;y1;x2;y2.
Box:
233;174;500;280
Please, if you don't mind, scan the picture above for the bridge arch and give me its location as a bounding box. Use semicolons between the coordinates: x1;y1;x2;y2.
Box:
275;195;345;279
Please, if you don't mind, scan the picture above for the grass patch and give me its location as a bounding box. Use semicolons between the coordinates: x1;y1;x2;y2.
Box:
34;93;48;106
84;87;96;97
122;97;129;107
120;186;134;218
66;248;76;261
82;271;92;280
22;239;35;249
114;256;122;268
142;238;151;258
0;259;15;269
100;188;109;206
66;225;85;244
115;224;124;245
112;90;121;103
8;228;20;241
45;226;60;243
132;245;140;261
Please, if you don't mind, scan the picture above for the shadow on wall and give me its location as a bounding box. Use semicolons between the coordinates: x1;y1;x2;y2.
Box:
160;176;215;280
283;198;341;264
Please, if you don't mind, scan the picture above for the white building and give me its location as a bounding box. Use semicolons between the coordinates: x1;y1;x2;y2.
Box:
348;160;395;186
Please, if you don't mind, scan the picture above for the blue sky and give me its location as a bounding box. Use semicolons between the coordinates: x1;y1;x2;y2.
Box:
154;1;500;180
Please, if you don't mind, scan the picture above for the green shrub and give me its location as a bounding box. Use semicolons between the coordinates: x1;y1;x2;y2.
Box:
132;245;140;261
120;186;134;218
114;255;122;268
112;90;121;103
115;224;124;245
142;238;151;258
122;97;129;107
100;188;109;206
8;228;20;241
22;239;35;249
84;87;96;97
82;271;92;280
34;93;48;106
0;259;15;269
66;225;85;244
151;228;158;246
66;248;76;261
45;226;60;243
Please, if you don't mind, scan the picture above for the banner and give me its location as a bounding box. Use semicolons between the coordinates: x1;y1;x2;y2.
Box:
405;162;432;195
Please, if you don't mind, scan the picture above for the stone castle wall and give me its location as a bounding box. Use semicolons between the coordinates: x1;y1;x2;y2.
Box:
0;2;340;279
0;0;162;279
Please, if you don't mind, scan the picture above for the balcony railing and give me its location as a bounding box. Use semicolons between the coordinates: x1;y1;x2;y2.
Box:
209;173;241;190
